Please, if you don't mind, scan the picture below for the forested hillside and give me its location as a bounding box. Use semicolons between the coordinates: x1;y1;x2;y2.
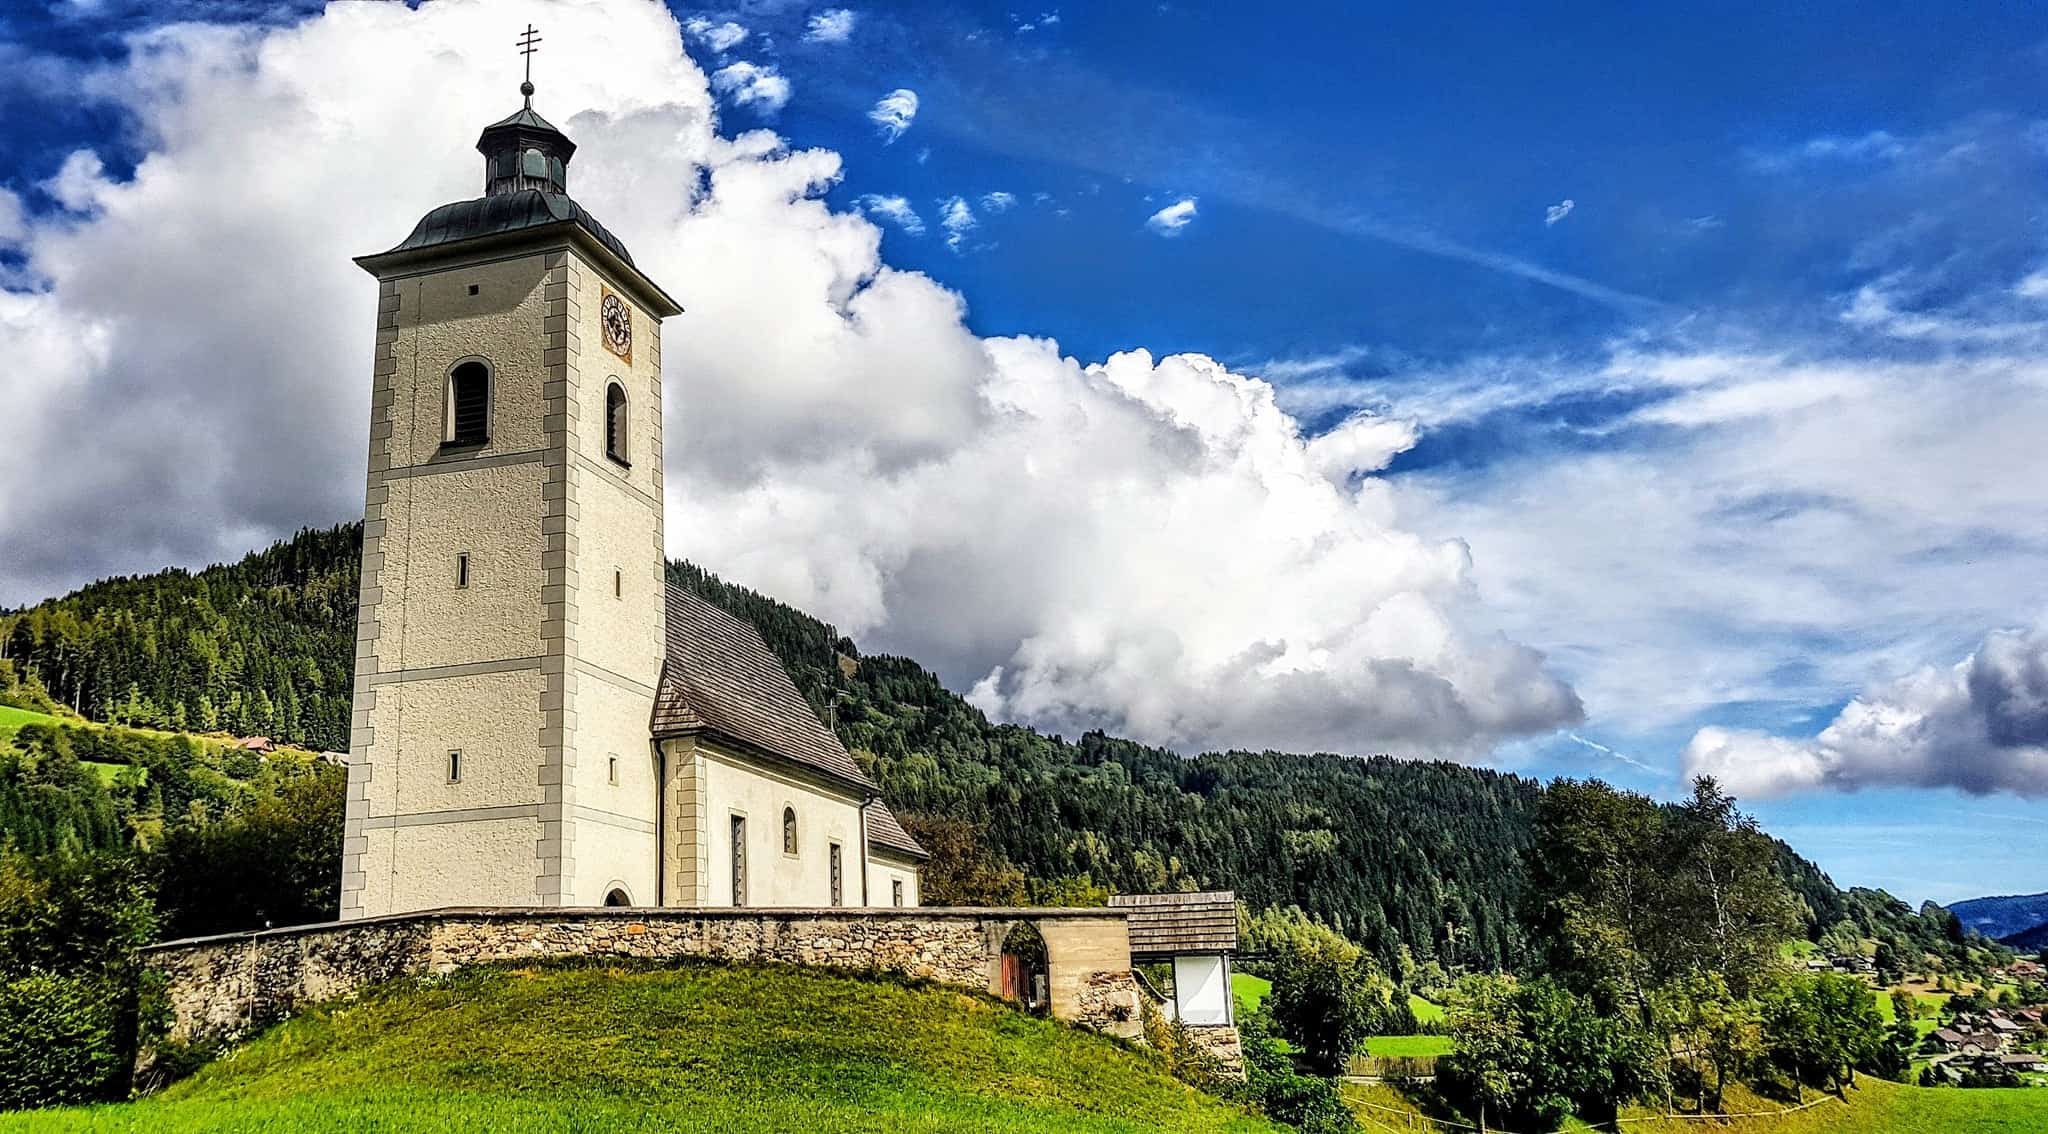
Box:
1947;891;2048;941
0;525;1998;975
1;526;359;748
676;560;1542;968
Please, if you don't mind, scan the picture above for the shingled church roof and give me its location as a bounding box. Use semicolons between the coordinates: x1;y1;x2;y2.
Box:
652;583;878;793
864;799;928;860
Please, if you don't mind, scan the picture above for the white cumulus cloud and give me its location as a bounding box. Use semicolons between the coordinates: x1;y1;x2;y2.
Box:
804;9;856;44
1146;195;1197;236
709;61;790;113
868;87;918;143
0;0;1580;762
1682;626;2048;799
682;17;749;53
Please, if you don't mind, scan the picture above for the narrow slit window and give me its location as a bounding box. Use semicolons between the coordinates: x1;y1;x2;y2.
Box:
829;843;844;907
447;361;490;445
447;750;462;783
731;815;748;907
783;807;798;855
456;552;470;588
607;755;619;786
892;880;904;907
614;568;622;598
605;381;629;465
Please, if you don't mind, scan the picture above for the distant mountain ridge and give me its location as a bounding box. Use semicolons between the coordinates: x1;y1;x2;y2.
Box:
1947;891;2048;942
2005;921;2048;952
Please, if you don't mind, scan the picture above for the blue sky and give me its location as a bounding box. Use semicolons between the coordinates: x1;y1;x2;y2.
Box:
3;0;2047;904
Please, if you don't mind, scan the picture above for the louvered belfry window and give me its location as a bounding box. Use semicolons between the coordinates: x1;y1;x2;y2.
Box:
448;361;490;445
605;381;629;464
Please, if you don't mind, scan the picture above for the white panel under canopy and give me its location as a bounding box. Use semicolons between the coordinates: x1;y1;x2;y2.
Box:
1173;953;1233;1026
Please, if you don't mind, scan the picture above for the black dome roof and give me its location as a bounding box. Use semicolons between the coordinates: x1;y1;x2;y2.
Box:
383;190;636;267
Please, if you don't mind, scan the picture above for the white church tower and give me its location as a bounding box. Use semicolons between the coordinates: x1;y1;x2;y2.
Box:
340;65;683;919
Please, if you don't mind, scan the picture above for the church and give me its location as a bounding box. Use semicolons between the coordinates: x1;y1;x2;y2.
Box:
337;73;925;919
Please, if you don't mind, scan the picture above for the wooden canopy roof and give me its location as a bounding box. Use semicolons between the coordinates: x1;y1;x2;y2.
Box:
1109;890;1238;958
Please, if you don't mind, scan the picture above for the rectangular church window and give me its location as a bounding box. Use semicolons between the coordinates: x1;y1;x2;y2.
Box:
829;843;843;906
893;880;904;907
731;815;747;907
456;552;470;588
447;750;462;783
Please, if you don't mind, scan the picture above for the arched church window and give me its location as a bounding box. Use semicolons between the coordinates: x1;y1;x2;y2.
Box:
603;887;631;907
605;381;629;464
783;806;798;855
446;360;490;446
522;147;547;179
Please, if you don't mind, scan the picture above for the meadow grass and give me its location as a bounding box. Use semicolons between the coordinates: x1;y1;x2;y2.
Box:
1231;972;1270;1014
0;963;1278;1134
0;704;58;743
1408;993;1446;1025
1362;1034;1453;1059
1344;1074;2048;1134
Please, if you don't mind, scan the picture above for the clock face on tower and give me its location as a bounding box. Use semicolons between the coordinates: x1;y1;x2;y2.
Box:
600;290;633;364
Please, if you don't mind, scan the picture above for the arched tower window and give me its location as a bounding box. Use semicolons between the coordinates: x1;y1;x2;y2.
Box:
783;806;798;855
605;381;629;464
446;360;491;446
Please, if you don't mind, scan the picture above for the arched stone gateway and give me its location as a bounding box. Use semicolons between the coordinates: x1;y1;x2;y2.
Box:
995;921;1049;1012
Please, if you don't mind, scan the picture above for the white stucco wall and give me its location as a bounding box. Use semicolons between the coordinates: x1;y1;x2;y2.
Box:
699;743;866;908
356;817;544;913
392;254;553;465
567;674;661;906
865;852;922;908
376;464;546;670
361;669;544;814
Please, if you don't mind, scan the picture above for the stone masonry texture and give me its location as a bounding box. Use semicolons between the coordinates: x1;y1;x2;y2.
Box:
145;906;1153;1047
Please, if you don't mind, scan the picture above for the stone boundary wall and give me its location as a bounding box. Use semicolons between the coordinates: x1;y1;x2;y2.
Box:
144;906;1142;1047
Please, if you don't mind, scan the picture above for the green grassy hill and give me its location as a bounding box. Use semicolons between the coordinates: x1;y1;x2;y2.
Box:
1344;1077;2048;1134
0;704;59;744
0;963;1276;1134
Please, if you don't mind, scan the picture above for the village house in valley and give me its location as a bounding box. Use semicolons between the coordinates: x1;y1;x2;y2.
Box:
340;74;925;916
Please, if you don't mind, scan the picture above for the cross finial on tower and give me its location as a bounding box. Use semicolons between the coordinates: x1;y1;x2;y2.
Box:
517;24;542;105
